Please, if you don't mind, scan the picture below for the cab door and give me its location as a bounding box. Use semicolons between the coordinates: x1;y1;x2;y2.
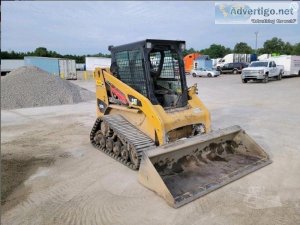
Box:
272;61;278;76
269;61;276;77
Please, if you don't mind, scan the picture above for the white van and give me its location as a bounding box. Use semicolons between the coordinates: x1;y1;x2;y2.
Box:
216;54;257;69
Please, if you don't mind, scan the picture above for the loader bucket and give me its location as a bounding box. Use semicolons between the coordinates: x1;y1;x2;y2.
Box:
138;125;271;208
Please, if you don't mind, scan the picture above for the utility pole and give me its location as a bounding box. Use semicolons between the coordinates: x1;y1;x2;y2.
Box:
255;31;258;54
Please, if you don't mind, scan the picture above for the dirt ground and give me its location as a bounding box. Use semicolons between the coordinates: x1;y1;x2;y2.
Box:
1;75;300;225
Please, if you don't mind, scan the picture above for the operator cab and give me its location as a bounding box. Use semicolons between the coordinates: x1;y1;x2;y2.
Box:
109;39;188;109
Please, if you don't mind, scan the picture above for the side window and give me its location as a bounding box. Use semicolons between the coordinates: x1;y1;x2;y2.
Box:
269;62;272;67
115;51;130;77
115;50;147;96
161;50;179;79
273;62;276;67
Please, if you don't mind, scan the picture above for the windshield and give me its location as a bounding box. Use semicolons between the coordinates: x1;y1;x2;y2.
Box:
250;62;268;67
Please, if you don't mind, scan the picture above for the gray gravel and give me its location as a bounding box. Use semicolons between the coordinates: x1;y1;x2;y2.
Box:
1;66;95;110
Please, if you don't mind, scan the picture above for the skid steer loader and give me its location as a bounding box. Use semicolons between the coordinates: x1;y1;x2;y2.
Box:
90;39;271;208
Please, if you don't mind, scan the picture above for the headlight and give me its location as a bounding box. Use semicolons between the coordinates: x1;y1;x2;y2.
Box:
259;70;264;74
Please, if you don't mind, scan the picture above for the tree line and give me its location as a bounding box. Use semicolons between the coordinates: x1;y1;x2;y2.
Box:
0;47;111;63
1;37;300;62
183;37;300;58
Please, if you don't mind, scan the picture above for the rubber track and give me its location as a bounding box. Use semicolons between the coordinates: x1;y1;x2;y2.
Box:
90;114;155;170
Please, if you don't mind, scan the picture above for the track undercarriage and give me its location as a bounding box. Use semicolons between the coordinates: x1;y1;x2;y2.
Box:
90;114;155;170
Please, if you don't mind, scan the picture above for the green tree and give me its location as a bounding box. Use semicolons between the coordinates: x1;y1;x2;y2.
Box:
34;47;48;57
233;42;253;54
262;37;285;54
0;48;96;63
201;44;231;58
283;42;294;55
95;52;111;58
182;48;198;57
48;50;62;58
292;43;300;55
256;48;265;55
0;51;11;59
225;47;232;55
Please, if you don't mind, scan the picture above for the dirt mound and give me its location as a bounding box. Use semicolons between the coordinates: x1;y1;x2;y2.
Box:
1;66;94;109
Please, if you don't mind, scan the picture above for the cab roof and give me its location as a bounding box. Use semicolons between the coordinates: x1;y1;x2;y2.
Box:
108;39;185;52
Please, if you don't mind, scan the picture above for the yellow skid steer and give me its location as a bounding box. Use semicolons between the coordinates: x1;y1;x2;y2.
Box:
90;39;271;208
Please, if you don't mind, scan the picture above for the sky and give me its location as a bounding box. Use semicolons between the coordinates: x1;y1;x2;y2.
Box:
2;1;300;55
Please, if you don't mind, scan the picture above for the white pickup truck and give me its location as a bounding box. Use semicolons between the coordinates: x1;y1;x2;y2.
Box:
241;60;284;83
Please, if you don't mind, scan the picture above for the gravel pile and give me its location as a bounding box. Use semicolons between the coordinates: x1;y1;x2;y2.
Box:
1;66;95;110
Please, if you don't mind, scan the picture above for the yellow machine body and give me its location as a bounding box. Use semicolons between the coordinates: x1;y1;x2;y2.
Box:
94;67;211;146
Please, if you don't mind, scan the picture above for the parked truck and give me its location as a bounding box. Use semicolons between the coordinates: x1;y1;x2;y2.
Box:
212;58;222;68
241;60;284;83
24;56;77;80
216;53;257;69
